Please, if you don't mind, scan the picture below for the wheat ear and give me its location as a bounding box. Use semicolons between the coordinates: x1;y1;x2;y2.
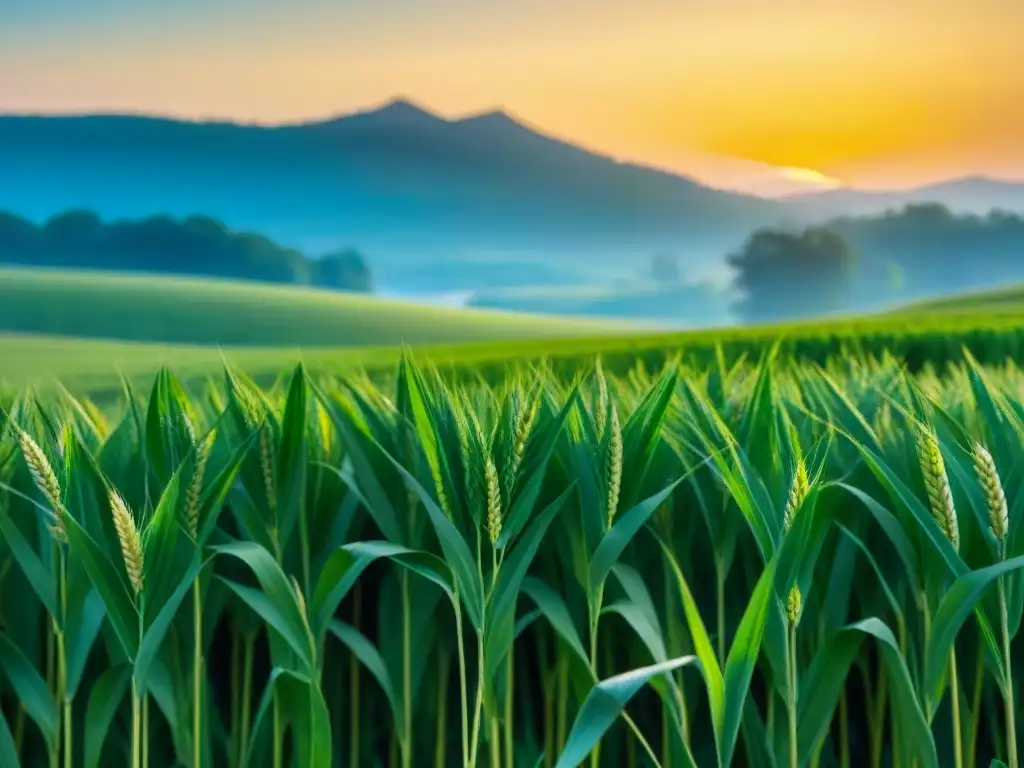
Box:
485;457;502;546
973;443;1009;545
916;425;959;551
185;430;216;541
594;360;609;441
16;428;66;542
508;392;539;492
258;422;277;513
110;490;144;597
783;458;810;534
786;584;802;627
606;406;622;528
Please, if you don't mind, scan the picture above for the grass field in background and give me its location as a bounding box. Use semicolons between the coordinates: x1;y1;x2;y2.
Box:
6;307;1024;394
0;266;626;346
894;284;1024;314
4;266;1024;393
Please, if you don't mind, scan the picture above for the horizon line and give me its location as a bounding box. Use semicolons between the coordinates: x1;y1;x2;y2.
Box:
1;96;1022;196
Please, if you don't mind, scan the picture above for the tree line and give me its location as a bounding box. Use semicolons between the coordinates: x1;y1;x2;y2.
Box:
0;209;373;292
728;203;1024;321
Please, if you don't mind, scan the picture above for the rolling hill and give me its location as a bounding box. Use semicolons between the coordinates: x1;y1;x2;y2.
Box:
0;266;638;390
6;275;1024;393
893;283;1024;315
0;267;625;348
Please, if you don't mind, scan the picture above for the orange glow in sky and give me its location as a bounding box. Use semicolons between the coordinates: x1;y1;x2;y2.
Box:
1;0;1021;194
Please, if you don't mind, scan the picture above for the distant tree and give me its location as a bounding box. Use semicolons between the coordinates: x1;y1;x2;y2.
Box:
43;210;104;266
314;248;373;292
727;226;857;321
650;253;681;283
0;208;373;292
0;212;38;263
827;203;1024;300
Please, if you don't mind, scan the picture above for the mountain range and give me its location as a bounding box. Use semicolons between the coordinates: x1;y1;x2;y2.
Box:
0;98;1021;287
788;176;1024;219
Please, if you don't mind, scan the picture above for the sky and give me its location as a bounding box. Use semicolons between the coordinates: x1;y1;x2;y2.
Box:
1;0;1022;196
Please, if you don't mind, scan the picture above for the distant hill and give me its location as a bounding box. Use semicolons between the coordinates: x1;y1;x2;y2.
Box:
787;176;1024;219
0;266;624;348
0;99;786;281
3;98;1021;291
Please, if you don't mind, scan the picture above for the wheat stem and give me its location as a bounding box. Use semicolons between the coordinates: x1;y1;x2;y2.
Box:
869;665;888;768
490;716;501;768
555;655;568;754
839;686;849;768
716;556;726;667
588;584;604;768
273;693;282;768
435;648;450;768
193;578;203;768
401;568;412;768
504;647;514;768
787;585;801;768
350;582;363;768
131;675;142;768
541;632;554;767
238;635;254;768
454;588;470;768
230;631;240;764
58;548;70;768
950;648;964;768
1000;560;1019;768
469;630;485;768
142;693;149;768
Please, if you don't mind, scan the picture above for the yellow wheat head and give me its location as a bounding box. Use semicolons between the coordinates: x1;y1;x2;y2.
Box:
109;490;144;597
17;428;66;542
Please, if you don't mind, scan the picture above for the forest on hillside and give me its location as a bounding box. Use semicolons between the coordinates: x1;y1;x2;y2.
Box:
0;209;373;292
834;203;1024;296
727;204;1024;320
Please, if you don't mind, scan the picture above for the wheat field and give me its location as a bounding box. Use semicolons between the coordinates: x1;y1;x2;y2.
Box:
1;348;1023;767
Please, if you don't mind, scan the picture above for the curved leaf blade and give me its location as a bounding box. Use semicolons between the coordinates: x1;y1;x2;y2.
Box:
554;656;697;768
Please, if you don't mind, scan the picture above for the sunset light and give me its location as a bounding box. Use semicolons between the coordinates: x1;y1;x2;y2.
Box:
778;168;842;190
2;5;1024;767
2;0;1021;192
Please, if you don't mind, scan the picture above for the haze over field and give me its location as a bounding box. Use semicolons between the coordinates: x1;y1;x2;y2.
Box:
1;0;1023;330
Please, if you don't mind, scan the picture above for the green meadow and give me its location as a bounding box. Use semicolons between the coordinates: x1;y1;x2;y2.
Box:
3;266;1024;393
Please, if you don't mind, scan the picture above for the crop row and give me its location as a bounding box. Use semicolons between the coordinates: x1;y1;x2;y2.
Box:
1;351;1023;767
